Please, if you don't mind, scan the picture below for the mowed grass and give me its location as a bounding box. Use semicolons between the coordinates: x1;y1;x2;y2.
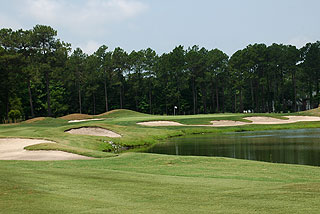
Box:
1;153;320;213
1;109;320;213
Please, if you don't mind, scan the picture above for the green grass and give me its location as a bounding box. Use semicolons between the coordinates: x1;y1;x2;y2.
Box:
1;153;320;213
1;109;320;213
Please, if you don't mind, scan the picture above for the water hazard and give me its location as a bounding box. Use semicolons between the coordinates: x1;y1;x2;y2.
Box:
143;128;320;166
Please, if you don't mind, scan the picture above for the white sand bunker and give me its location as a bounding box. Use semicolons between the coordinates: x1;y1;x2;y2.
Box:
244;116;320;124
68;118;105;123
0;138;92;161
137;121;183;126
243;116;292;124
208;120;248;127
137;116;320;127
66;127;121;138
285;116;320;122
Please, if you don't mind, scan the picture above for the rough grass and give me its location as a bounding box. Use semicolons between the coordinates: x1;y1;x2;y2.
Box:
22;117;47;124
59;113;93;120
96;109;148;118
299;107;320;116
0;153;320;213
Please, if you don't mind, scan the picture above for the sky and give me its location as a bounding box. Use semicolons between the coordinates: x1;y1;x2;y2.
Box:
0;0;319;56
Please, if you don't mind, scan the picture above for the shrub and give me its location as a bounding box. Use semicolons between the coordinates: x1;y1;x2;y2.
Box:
8;110;21;123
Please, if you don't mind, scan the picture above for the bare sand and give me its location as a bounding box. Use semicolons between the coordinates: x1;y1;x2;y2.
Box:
0;138;93;161
207;120;249;127
285;116;320;122
137;121;183;126
243;116;292;124
68;118;105;123
137;116;320;127
243;116;320;124
66;127;121;138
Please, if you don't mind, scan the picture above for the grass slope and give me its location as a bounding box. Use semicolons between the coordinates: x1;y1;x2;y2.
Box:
299;107;320;116
1;153;320;213
96;109;148;118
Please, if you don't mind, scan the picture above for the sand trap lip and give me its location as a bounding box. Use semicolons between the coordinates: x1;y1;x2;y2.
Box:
66;127;121;138
137;116;320;127
0;138;93;161
137;121;183;126
68;118;105;123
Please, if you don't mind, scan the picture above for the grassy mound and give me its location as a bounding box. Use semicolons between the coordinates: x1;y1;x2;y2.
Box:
60;113;93;120
59;109;147;120
300;107;320;116
97;109;148;118
23;117;47;123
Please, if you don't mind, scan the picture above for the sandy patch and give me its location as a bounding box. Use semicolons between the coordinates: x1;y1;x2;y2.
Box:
0;138;92;161
243;117;291;124
137;121;183;126
285;116;320;122
68;118;105;123
208;120;249;127
243;116;320;125
66;127;121;138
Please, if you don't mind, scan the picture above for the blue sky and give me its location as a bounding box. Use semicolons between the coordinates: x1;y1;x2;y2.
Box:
0;0;319;56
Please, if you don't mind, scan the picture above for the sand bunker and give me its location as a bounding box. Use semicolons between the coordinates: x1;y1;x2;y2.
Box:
68;118;105;123
137;116;320;127
243;116;320;124
243;116;291;124
66;127;121;138
137;121;183;126
208;120;248;127
285;116;320;122
0;138;92;161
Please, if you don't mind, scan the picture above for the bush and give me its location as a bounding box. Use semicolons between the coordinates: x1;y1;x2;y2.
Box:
8;110;21;122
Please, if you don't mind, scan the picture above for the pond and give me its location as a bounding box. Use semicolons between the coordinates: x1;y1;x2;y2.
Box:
143;128;320;166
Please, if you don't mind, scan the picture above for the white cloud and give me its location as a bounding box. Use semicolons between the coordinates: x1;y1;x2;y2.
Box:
16;0;148;54
86;0;148;21
0;14;22;29
25;0;61;22
288;36;315;48
75;40;101;55
23;0;148;26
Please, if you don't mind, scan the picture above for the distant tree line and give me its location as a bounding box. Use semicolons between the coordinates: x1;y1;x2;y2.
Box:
1;25;320;122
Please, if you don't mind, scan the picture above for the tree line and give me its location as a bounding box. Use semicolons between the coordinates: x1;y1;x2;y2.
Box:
1;25;320;122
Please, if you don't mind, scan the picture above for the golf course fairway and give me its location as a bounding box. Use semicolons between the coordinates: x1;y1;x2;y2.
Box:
1;109;320;213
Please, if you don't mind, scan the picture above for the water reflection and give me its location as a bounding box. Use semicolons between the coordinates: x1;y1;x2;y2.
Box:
144;128;320;166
